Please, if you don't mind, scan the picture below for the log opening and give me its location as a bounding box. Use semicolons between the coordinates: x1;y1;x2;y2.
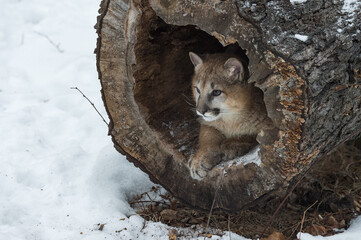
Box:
133;9;259;160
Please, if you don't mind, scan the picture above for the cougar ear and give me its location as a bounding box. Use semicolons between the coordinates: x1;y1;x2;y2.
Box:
189;52;203;68
224;58;245;82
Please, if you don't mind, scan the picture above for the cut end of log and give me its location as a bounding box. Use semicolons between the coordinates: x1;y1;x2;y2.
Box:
96;0;289;211
96;0;361;211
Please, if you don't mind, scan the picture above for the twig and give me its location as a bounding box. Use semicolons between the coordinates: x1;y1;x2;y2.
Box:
206;172;224;234
138;200;146;211
286;222;301;240
129;200;169;207
34;31;64;53
299;200;318;240
146;192;154;211
71;87;109;126
228;215;232;240
206;190;217;233
140;217;147;232
146;192;153;203
260;127;361;238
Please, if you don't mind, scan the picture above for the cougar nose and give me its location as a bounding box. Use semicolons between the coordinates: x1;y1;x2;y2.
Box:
199;106;209;115
196;105;209;116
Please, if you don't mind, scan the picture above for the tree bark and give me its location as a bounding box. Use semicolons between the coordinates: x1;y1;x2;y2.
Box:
95;0;361;212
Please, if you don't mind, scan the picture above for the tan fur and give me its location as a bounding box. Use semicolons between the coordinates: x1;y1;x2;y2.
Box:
188;52;273;180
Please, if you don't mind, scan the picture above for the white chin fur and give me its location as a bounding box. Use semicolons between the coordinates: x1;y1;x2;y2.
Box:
202;114;221;122
196;110;221;122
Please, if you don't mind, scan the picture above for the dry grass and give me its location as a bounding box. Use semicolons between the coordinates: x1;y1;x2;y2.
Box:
130;141;361;239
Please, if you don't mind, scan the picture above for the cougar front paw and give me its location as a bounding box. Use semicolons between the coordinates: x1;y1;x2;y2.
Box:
188;156;212;180
221;141;254;160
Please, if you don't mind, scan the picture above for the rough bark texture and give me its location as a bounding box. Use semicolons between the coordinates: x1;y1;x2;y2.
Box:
95;0;361;212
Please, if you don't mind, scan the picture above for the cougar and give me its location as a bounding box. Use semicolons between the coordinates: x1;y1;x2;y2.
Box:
188;51;273;180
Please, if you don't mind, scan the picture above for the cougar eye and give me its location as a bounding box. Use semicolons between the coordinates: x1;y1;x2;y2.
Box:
195;87;200;94
212;90;222;96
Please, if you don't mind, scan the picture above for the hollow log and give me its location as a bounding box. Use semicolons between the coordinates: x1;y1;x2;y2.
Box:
95;0;361;212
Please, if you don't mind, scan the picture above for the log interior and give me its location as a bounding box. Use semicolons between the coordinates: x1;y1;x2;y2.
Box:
133;9;255;160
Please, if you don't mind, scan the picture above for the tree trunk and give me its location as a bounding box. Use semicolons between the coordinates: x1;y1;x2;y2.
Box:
95;0;361;212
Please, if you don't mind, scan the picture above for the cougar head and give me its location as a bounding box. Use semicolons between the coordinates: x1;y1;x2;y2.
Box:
189;52;246;122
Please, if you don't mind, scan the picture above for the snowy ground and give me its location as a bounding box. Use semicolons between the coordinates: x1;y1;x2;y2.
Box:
0;0;360;239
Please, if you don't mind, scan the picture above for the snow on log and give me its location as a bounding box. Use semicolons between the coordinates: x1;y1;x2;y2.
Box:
95;0;361;212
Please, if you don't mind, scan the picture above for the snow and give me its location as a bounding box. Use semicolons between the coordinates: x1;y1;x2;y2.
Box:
298;217;361;240
338;0;361;28
294;34;309;42
290;0;308;4
341;0;361;23
1;0;361;239
218;145;261;170
234;145;261;166
342;0;361;14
